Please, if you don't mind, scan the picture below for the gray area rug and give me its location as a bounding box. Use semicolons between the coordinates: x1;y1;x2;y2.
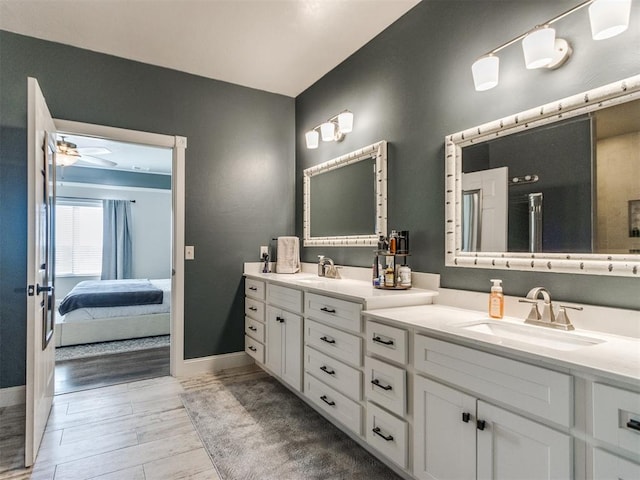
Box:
181;374;402;480
55;335;170;361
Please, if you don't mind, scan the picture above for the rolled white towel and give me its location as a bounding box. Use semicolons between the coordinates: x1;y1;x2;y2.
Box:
276;236;300;274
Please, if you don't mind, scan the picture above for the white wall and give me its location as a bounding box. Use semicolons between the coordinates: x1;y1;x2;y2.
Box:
56;182;171;297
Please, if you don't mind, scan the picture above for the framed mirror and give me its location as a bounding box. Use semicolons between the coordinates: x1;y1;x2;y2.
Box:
303;140;387;247
445;75;640;276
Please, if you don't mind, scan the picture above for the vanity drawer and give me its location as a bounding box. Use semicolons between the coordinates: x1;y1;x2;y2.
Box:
593;383;640;455
245;336;264;364
305;346;362;401
414;334;572;427
305;373;362;436
366;321;408;365
244;316;265;343
244;297;265;322
268;284;303;313
366;401;408;469
245;278;265;300
592;447;640;479
305;319;362;368
364;356;406;417
306;293;362;333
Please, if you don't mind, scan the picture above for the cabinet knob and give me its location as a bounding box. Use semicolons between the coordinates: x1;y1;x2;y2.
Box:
249;306;257;311
462;412;471;423
320;336;336;344
320;395;336;406
249;286;257;291
627;418;640;431
372;336;394;346
320;365;336;376
276;316;285;323
248;346;257;352
372;427;394;442
371;378;393;391
320;307;336;314
248;326;257;331
477;420;486;431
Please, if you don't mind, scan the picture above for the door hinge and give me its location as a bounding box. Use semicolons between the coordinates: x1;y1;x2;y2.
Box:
27;285;35;296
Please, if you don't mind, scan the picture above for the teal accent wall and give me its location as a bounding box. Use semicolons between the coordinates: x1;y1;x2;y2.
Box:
0;31;295;388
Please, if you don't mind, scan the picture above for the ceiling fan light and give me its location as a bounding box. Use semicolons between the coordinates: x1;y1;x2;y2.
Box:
320;122;335;142
56;153;80;166
589;0;632;40
305;130;319;149
522;26;556;69
472;54;500;91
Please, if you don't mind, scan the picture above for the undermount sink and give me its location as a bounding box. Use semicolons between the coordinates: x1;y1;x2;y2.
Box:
456;320;606;351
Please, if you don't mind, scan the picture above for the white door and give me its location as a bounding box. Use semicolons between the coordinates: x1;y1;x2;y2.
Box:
413;376;476;480
280;311;302;391
462;167;508;252
25;77;57;466
476;401;571;480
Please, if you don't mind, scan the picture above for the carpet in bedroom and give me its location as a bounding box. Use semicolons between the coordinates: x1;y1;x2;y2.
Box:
181;373;403;480
55;334;170;361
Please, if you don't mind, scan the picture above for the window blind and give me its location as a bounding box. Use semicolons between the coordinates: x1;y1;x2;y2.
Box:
55;200;103;276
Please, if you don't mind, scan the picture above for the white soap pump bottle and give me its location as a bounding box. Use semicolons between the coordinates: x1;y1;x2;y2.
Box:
489;279;504;319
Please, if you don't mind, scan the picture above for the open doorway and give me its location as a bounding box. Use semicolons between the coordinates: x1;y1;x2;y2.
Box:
50;129;179;394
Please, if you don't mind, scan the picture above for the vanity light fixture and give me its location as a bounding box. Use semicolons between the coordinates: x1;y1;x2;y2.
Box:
305;110;354;149
472;0;633;91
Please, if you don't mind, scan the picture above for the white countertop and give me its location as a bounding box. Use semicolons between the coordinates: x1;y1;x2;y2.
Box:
363;304;640;386
243;271;438;310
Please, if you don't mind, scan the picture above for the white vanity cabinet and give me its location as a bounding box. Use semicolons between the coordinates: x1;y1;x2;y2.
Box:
244;278;266;364
265;285;304;391
588;382;640;479
413;334;572;480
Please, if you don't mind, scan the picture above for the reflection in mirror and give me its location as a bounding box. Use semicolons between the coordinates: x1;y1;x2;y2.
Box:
303;141;387;247
445;75;640;276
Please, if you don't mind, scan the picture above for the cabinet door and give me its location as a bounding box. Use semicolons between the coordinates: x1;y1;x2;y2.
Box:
593;448;640;480
476;401;571;480
281;310;302;391
413;376;476;480
266;306;283;375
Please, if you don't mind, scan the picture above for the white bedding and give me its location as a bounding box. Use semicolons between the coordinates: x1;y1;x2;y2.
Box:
59;279;171;324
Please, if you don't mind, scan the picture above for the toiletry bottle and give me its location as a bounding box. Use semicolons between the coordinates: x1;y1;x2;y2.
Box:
489;279;504;319
384;262;395;287
399;264;412;287
389;230;397;254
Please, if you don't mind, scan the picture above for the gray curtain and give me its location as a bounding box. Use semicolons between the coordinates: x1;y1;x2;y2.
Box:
101;200;132;279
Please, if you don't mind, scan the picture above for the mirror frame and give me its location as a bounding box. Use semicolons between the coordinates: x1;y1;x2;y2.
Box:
303;140;387;247
445;75;640;277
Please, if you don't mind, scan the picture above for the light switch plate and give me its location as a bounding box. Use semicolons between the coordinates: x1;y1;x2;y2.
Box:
260;245;268;259
185;246;195;260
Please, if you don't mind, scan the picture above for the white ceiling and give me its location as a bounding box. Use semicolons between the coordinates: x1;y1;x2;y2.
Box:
0;0;420;97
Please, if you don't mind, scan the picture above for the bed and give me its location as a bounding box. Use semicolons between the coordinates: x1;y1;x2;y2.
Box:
55;278;171;347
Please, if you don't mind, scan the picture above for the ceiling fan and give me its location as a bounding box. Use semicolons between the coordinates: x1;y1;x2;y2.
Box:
56;136;117;168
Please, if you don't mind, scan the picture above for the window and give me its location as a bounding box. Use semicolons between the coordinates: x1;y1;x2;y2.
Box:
55;199;103;276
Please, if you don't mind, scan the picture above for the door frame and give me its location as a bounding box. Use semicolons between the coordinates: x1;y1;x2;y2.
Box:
54;119;187;376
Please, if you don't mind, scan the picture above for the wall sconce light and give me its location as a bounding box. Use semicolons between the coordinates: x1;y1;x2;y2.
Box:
305;110;354;149
472;0;633;91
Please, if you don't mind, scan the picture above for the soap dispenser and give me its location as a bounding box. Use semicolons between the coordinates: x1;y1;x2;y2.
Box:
489;279;504;319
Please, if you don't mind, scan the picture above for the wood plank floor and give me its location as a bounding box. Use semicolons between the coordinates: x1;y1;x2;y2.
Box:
55;347;170;394
0;364;263;480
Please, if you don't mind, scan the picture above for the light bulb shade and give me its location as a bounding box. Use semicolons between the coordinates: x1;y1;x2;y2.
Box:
472;55;500;91
305;130;319;149
320;122;335;142
56;153;80;166
337;111;354;133
589;0;631;40
522;26;556;69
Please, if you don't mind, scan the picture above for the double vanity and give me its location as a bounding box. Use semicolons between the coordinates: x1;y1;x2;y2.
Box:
243;265;640;480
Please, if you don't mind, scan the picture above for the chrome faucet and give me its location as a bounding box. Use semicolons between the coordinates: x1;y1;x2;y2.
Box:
519;287;582;331
317;256;340;279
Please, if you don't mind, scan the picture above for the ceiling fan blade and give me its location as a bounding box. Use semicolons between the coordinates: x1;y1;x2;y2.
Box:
75;155;118;167
77;147;111;156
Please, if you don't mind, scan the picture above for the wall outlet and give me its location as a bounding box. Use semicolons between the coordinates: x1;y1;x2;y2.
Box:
260;245;268;259
185;245;195;260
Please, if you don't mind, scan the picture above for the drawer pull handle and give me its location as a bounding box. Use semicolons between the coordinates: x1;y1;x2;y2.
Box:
248;346;257;352
372;427;394;442
248;326;257;331
249;286;258;291
320;336;336;344
477;420;486;431
320;307;337;314
372;336;394;346
249;306;258;311
371;379;393;391
320;365;336;376
627;419;640;431
320;395;335;406
462;412;471;423
276;316;285;323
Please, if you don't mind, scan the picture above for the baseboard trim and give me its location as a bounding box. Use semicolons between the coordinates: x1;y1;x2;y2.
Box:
0;385;26;407
176;351;254;377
